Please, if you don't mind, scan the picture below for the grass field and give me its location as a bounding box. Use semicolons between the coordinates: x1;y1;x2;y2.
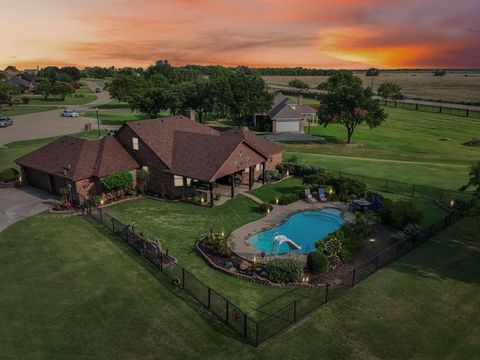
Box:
263;72;480;104
1;210;478;359
0;130;105;171
0;105;59;116
279;107;479;190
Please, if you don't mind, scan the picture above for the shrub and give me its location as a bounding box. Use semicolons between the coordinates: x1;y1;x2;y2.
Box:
89;195;101;206
402;223;423;237
390;199;424;228
136;169;150;194
390;231;408;244
276;162;319;177
303;170;330;188
21;96;30;104
288;79;309;89
0;168;19;182
327;176;367;198
265;258;303;283
259;202;273;213
307;252;329;274
265;169;281;182
278;192;300;205
102;171;133;200
214;236;231;257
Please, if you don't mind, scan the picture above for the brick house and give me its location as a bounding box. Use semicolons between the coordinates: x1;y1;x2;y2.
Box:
16;115;283;206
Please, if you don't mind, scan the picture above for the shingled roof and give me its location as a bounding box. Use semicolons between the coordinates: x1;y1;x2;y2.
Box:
121;116;283;182
16;136;139;181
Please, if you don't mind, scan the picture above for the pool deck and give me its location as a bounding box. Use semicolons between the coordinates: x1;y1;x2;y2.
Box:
230;200;355;261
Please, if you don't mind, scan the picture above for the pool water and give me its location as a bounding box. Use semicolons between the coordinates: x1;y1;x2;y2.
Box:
248;208;345;255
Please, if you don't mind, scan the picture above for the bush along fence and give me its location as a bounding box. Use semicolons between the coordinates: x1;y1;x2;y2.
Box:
84;196;476;347
383;99;480;119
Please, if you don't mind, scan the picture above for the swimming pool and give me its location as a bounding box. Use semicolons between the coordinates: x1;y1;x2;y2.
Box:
248;208;345;255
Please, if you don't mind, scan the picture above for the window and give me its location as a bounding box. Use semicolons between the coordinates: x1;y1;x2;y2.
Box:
174;175;184;187
132;137;139;150
142;166;149;172
186;177;192;186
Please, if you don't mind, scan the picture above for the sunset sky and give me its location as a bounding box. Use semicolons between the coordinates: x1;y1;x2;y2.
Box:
1;0;479;69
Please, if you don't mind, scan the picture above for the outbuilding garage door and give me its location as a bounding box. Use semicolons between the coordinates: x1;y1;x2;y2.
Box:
275;121;300;132
25;168;50;192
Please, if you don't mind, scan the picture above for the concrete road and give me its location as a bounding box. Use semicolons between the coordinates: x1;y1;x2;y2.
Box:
0;187;57;231
0;81;112;146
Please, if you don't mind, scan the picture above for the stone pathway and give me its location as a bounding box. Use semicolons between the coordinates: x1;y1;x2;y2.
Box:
238;192;264;204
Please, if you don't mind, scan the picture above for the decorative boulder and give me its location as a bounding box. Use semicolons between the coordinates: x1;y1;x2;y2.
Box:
239;261;249;271
228;267;237;273
225;261;234;268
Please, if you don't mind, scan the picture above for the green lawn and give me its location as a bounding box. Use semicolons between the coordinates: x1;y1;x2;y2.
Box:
11;83;97;106
0;130;106;171
1;212;478;359
84;107;170;125
288;107;480;165
105;197;300;317
0;105;59;116
285;152;470;190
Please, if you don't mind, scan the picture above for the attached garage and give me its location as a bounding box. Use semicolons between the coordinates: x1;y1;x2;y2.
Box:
274;120;301;133
24;168;50;192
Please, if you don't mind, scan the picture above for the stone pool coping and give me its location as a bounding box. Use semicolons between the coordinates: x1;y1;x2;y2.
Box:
230;200;355;261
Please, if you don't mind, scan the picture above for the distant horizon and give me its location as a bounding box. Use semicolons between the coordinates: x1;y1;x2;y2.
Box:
4;64;480;72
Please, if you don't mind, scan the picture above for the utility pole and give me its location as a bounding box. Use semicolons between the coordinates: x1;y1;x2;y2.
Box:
96;107;101;137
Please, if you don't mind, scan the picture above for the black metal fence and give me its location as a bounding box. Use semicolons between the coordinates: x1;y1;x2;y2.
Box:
84;194;476;346
319;168;472;203
384;99;480;119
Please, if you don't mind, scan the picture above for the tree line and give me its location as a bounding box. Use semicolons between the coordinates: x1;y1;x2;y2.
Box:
106;61;272;124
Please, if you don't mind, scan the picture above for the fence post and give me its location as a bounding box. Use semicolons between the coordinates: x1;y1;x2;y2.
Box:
99;207;103;224
440;189;444;202
111;217;115;233
182;267;185;289
293;301;297;322
226;301;229;325
351;268;356;287
160;251;163;271
395;243;401;259
255;322;259;347
411;184;415;197
439;106;443;113
415;103;419;111
375;255;380;271
207;288;211;309
466;109;470;117
325;284;329;303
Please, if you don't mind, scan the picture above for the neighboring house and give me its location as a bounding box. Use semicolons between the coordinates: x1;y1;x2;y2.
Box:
6;76;36;91
258;92;318;133
16;115;283;207
16;136;140;201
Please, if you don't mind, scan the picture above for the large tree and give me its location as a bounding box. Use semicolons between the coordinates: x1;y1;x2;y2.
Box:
181;77;213;122
319;72;387;144
0;82;20;105
53;81;74;100
365;67;380;89
35;78;54;101
377;81;402;102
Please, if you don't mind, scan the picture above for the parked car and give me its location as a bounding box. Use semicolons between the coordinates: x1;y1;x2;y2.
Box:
61;109;79;117
0;117;13;127
95;88;102;93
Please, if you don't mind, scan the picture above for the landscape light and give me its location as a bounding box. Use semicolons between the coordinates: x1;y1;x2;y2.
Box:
221;231;224;237
286;170;290;176
100;199;104;205
275;198;279;204
450;200;455;207
369;238;375;242
267;208;270;214
253;256;256;264
329;188;333;194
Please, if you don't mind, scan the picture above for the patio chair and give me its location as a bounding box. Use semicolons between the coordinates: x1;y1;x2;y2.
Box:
304;189;317;203
318;188;327;202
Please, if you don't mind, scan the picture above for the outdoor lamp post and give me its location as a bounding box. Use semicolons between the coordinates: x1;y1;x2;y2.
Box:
96;107;100;136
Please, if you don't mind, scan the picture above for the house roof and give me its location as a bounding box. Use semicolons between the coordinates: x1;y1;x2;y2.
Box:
272;93;290;107
16;136;139;181
269;101;302;120
6;76;31;87
122;116;283;182
288;104;317;114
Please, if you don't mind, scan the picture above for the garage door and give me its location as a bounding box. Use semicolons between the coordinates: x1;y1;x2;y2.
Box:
25;168;50;192
276;121;300;132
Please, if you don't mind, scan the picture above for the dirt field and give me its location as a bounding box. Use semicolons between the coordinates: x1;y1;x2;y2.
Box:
263;72;480;104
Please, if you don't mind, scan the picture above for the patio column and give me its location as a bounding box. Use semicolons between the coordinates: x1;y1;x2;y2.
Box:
248;166;254;190
209;182;214;208
262;162;266;184
230;175;234;198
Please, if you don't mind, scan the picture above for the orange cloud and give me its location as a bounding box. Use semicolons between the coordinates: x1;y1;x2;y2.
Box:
1;0;479;69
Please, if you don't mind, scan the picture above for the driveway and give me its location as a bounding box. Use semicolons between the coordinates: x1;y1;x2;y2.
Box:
264;132;325;142
0;187;57;231
0;81;112;146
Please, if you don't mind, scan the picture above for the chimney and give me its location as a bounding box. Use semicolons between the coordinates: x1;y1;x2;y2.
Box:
298;95;304;105
185;109;196;121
